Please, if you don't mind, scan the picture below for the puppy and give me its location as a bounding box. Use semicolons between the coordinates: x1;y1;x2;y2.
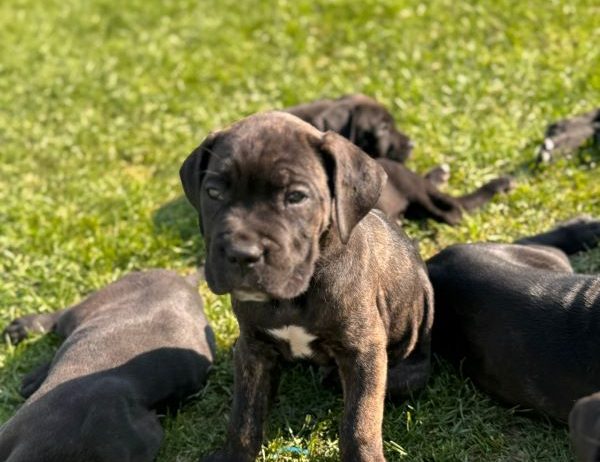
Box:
428;217;600;423
180;112;433;462
285;94;414;162
0;270;215;462
536;108;600;163
286;95;513;225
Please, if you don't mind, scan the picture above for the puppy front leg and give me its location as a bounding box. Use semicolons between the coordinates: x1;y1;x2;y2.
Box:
203;334;280;462
336;343;388;462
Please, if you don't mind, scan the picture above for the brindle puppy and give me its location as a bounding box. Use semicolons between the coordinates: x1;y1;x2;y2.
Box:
180;112;433;462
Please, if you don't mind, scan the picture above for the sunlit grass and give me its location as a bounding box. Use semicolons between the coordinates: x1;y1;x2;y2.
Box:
1;0;598;460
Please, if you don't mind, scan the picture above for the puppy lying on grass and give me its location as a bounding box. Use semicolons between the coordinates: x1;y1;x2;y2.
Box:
287;94;513;225
180;111;433;462
0;269;215;462
536;108;600;164
428;218;600;461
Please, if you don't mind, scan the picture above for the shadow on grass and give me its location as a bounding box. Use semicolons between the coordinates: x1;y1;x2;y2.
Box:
153;195;199;242
0;334;61;419
152;195;206;264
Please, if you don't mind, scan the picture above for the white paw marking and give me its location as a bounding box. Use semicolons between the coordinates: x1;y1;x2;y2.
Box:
267;325;316;358
543;138;555;150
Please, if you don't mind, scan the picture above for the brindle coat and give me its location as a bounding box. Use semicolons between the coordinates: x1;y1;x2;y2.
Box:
428;218;600;461
180;112;433;462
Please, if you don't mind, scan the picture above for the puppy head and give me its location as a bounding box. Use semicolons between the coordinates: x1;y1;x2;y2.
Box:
315;95;414;162
180;111;386;301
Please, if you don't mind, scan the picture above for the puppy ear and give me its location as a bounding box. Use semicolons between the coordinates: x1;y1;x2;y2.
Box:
179;132;219;212
314;105;357;142
319;131;387;244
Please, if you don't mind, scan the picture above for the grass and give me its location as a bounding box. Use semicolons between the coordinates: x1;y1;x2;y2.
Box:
0;0;598;460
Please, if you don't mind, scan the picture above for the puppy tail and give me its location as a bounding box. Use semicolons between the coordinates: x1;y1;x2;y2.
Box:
184;266;206;288
515;216;600;255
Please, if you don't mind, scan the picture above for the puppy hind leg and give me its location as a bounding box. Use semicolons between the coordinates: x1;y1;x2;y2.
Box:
516;217;600;255
20;361;52;398
405;193;462;225
386;354;430;404
455;176;514;212
2;310;66;345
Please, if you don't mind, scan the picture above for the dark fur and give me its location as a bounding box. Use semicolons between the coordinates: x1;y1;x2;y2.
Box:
376;158;513;225
285;94;414;162
428;218;600;459
286;95;513;225
537;108;600;163
180;112;433;462
570;392;600;462
0;270;215;462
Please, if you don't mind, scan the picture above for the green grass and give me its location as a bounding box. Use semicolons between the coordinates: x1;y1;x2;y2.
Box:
0;0;599;460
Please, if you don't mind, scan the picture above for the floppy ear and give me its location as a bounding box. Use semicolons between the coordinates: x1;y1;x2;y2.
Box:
319;131;387;244
179;132;219;212
314;105;357;142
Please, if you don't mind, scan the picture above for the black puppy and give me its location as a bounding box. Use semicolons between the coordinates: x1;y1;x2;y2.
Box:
428;218;600;422
536;108;600;163
287;95;513;225
180;111;433;462
285;94;414;162
0;269;215;462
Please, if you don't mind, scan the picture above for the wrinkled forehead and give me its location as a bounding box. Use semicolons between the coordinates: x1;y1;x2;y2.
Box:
208;114;327;187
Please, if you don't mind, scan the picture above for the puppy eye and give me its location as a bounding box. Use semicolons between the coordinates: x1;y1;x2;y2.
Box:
206;187;224;200
285;191;307;205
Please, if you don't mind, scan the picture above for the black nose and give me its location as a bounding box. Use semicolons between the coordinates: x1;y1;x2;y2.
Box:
225;242;264;266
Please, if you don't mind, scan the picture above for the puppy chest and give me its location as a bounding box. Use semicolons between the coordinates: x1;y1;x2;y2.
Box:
266;325;323;360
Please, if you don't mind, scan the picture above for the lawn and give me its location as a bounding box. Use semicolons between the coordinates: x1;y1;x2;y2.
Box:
0;0;599;460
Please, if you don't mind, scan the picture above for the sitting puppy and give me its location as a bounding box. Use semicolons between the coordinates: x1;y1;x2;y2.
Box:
0;269;215;462
428;218;600;455
286;95;513;225
285;94;414;162
180;112;434;462
536;108;600;163
570;392;600;462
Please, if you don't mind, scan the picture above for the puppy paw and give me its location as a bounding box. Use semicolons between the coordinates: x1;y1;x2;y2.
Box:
2;317;31;345
425;164;451;187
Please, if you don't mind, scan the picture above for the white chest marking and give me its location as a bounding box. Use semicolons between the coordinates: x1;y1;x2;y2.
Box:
267;325;317;358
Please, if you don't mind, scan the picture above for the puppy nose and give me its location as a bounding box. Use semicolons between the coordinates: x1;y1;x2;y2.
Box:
225;242;264;266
